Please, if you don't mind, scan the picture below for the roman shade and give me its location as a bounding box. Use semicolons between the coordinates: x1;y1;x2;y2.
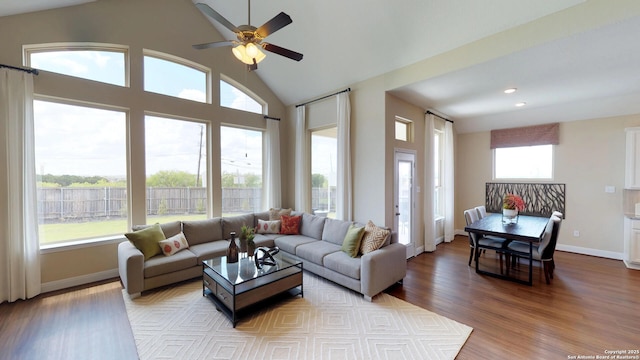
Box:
490;123;559;149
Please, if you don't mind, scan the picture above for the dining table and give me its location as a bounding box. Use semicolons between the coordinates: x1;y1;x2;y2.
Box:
464;213;549;285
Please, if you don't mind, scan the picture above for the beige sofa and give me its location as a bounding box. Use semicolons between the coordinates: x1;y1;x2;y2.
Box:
118;211;407;301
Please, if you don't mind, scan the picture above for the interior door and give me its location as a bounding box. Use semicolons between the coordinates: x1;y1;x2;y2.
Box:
394;150;416;259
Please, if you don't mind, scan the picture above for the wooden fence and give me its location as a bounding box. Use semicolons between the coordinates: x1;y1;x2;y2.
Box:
37;186;335;222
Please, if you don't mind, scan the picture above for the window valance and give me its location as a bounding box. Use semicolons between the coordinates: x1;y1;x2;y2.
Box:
490;123;559;149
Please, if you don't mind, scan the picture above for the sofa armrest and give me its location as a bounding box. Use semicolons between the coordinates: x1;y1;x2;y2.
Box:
118;240;144;295
360;242;406;299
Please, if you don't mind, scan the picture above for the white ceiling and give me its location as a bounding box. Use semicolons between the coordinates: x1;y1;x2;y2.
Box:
3;0;640;133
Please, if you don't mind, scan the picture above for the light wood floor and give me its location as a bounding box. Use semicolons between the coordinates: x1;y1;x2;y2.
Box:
1;235;639;360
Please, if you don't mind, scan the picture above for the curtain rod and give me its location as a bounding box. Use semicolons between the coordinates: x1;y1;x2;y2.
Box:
295;87;351;108
0;64;39;75
263;115;280;121
426;110;453;124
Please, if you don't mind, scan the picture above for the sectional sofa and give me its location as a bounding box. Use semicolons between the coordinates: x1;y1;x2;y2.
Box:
118;211;407;301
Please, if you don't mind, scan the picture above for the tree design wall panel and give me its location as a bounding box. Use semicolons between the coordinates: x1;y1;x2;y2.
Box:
485;183;565;217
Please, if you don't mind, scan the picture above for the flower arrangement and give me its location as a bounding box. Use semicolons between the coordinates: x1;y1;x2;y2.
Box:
503;193;525;211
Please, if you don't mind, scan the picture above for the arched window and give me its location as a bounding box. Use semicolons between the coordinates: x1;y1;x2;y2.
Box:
144;50;209;103
25;43;127;86
220;76;265;114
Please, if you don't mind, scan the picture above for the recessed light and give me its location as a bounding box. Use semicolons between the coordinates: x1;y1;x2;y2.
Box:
515;102;526;107
504;88;517;94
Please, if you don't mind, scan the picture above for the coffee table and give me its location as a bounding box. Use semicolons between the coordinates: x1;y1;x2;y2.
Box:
202;252;303;327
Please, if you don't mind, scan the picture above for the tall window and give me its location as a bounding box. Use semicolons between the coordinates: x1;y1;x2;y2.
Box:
220;79;263;114
311;128;337;218
395;117;412;142
145;116;208;223
494;145;553;179
220;126;263;214
434;129;444;218
26;45;127;86
34;100;127;245
144;51;208;103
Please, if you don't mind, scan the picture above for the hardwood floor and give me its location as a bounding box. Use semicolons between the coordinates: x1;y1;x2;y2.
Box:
1;236;639;360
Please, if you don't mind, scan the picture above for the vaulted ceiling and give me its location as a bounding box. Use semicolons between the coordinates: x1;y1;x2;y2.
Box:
3;0;640;133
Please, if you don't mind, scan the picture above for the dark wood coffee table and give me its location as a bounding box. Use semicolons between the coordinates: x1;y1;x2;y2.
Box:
202;252;303;327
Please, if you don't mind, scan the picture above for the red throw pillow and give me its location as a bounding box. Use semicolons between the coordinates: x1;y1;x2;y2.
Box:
280;215;301;235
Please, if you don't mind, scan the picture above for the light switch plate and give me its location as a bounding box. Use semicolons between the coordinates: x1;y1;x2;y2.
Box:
605;185;615;193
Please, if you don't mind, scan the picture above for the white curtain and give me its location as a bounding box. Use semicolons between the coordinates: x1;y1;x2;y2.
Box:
0;68;41;302
423;113;436;252
264;118;281;209
295;106;310;212
336;92;352;220
444;121;455;242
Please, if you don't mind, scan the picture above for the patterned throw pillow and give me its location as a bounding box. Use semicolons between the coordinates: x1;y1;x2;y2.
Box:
158;232;189;256
359;220;390;255
257;219;281;234
280;215;301;235
269;208;292;221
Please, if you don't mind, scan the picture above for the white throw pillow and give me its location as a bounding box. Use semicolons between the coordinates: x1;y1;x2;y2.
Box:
159;232;189;256
256;219;281;234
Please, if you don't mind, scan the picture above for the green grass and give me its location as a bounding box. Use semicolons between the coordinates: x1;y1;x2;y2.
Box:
39;214;207;244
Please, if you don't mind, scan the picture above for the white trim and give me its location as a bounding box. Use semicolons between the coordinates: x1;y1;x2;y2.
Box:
40;235;126;254
555;244;623;261
40;268;120;294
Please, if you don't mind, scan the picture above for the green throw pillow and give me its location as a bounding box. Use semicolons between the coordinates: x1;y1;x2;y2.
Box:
341;224;365;258
125;223;166;260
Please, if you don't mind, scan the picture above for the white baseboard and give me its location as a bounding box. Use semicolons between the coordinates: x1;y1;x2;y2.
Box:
556;244;623;261
41;268;120;294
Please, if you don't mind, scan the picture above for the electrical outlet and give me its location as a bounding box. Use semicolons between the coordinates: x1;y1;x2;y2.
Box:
573;230;580;237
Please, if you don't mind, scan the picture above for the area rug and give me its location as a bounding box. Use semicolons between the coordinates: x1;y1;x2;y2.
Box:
123;273;472;360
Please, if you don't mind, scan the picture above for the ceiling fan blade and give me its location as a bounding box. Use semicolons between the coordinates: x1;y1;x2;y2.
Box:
195;3;239;34
255;12;292;38
263;43;303;61
192;40;234;50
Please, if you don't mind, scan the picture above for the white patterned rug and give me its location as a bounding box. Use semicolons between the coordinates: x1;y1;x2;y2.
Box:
123;273;472;360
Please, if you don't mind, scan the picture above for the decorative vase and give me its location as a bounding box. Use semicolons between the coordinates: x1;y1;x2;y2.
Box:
227;232;239;263
502;208;518;225
247;241;255;256
239;234;248;253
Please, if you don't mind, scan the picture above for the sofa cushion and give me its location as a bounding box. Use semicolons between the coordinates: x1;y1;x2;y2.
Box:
300;213;326;239
322;218;353;246
323;251;362;280
159;232;189;256
360;220;391;254
132;221;182;238
269;208;292;220
341;224;365;258
144;249;197;278
295;241;341;266
188;240;230;263
274;235;317;254
280;215;301;235
125;223;165;260
182;218;222;246
254;210;271;225
222;213;255;239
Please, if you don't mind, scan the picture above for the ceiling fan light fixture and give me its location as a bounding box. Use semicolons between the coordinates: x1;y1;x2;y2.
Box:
232;44;246;62
246;42;259;57
233;43;266;65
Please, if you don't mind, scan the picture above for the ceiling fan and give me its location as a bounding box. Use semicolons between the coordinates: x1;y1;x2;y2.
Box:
193;1;303;71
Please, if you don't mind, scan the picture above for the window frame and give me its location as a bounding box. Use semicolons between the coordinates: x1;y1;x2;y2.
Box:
395;116;412;142
434;128;444;219
24;42;130;87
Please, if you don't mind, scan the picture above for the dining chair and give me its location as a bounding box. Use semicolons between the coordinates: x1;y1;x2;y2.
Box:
475;205;488;218
507;215;562;284
464;209;509;271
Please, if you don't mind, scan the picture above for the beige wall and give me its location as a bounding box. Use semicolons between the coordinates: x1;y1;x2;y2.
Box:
456;114;640;257
0;0;286;289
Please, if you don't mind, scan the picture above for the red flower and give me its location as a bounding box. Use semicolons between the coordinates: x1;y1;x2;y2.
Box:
503;193;525;211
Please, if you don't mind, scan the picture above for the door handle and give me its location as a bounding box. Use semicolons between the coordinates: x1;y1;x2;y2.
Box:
395;212;401;216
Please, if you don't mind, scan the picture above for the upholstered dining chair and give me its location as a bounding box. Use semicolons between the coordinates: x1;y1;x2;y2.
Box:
507;214;562;284
464;209;509;271
475;205;488;219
